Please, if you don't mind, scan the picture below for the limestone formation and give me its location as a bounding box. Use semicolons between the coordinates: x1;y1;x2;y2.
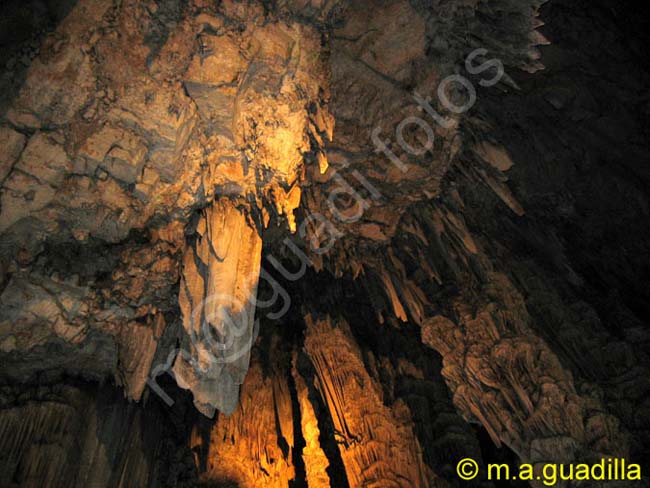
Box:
1;0;649;487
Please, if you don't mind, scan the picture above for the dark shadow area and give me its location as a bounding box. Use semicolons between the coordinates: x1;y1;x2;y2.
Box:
456;0;650;467
0;0;79;116
0;375;200;487
472;425;529;488
287;368;308;488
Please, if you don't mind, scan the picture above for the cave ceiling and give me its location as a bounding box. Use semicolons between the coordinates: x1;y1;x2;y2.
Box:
1;0;649;487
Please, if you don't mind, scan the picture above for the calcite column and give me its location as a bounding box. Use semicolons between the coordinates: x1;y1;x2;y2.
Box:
191;362;297;486
190;333;304;487
173;198;263;416
302;314;433;488
292;354;332;488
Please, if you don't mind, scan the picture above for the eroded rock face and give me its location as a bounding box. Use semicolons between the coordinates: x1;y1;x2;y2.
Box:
2;0;650;486
0;0;333;414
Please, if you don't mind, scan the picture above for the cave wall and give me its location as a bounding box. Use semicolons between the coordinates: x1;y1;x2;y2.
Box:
0;380;198;488
1;0;649;487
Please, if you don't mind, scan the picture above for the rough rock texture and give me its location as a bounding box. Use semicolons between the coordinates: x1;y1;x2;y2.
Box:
1;0;650;486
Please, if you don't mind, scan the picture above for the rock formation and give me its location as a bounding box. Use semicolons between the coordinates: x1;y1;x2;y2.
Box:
1;0;649;486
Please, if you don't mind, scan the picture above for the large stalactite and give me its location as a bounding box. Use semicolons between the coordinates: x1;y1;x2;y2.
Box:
174;198;263;416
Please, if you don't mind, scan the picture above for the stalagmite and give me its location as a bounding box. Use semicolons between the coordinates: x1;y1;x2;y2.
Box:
292;354;332;488
302;314;431;488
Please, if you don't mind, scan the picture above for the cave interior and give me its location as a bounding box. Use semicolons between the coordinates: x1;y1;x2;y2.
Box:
0;0;649;487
